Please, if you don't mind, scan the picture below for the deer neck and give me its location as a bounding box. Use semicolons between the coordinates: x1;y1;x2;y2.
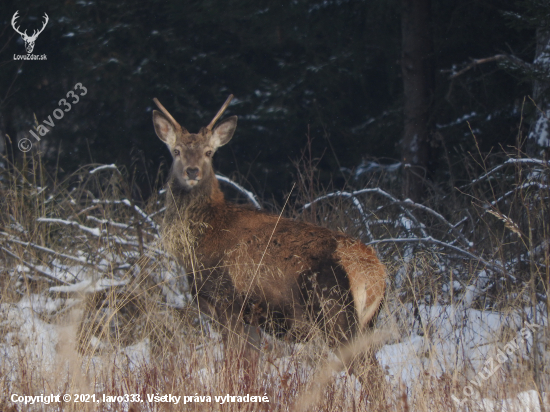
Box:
162;173;224;266
165;172;225;226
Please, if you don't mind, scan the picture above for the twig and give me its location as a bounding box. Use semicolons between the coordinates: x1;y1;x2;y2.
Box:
0;245;70;285
393;199;472;247
364;236;516;282
147;206;166;219
490;181;550;206
304;188;429;237
449;55;507;79
86;216;159;239
122;199;159;232
37;217;102;237
91;199;160;232
0;231;88;265
89;164;120;174
86;216;133;230
469;158;550;186
216;174;261;209
452;216;469;229
449;54;534;79
304;190;373;238
36;217;166;256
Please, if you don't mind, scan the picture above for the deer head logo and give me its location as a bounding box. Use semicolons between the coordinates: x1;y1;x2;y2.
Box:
11;11;49;54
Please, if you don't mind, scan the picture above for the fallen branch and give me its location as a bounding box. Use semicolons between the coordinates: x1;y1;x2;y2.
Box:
37;217;102;237
490;181;550;206
0;245;70;285
146;206;166;219
469;158;550;186
216;174;261;209
91;199;160;232
304;188;428;237
89;164;120;175
393;199;472;247
36;217;166;257
86;216;159;238
86;216;133;230
364;236;516;282
0;231;89;266
449;54;534;79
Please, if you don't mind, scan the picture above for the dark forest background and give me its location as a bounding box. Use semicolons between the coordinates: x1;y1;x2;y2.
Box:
0;0;548;204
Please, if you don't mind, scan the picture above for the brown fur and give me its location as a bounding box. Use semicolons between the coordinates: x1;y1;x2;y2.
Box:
153;97;387;349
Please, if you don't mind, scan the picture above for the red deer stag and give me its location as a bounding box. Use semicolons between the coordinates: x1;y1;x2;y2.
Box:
152;95;387;376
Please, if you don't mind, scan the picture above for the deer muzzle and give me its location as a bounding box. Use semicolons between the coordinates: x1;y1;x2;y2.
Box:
185;167;201;182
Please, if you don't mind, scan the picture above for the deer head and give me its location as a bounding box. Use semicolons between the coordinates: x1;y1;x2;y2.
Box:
152;95;237;191
11;11;49;54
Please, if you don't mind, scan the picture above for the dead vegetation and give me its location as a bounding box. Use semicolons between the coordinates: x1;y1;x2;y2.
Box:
0;143;549;411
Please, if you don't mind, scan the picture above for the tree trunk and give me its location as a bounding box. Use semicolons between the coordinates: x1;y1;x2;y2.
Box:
528;27;550;158
400;0;435;202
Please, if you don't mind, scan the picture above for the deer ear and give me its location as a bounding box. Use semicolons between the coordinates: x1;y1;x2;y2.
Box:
153;110;177;148
211;116;237;149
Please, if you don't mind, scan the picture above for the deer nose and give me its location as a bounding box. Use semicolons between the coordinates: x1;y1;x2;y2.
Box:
186;167;200;180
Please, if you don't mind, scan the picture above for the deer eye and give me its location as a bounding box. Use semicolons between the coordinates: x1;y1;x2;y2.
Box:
205;150;213;157
174;149;180;156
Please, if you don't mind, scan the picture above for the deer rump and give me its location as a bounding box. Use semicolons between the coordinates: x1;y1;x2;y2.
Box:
176;202;386;346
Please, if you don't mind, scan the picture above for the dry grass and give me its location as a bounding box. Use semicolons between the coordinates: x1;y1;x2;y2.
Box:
0;147;549;411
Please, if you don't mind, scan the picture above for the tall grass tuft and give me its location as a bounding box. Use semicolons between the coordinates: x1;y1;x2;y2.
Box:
0;142;548;411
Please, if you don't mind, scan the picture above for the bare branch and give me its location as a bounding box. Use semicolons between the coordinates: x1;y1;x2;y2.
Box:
216;174;261;209
89;164;120;175
303;190;373;238
304;188;429;238
91;199;160;232
364;236;516;282
37;217;102;237
392;199;472;247
0;245;70;285
0;231;88;265
469;158;550;186
449;54;534;80
36;217;165;256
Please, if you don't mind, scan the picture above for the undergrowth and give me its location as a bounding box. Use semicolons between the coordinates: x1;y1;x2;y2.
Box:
0;143;548;411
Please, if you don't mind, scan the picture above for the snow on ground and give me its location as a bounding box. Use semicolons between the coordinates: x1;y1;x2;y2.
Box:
378;303;533;381
0;294;61;381
469;390;545;412
377;298;548;411
0;266;547;411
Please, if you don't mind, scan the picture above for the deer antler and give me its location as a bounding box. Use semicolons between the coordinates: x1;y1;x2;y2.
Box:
28;13;49;41
153;98;182;131
11;11;49;40
206;94;234;131
11;11;26;37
